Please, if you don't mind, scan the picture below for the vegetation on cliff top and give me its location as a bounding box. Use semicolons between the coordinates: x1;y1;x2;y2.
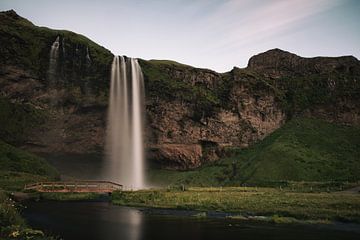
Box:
140;59;221;119
149;117;360;186
0;10;113;94
274;73;360;116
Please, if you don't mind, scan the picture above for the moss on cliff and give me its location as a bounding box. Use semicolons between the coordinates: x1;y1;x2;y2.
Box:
272;73;360;116
139;59;221;119
0;98;47;145
0;10;113;95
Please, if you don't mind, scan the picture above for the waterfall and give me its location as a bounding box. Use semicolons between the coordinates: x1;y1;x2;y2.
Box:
105;56;145;189
48;36;60;86
86;46;91;64
62;38;65;56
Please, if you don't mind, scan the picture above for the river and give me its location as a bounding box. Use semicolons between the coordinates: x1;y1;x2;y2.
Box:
22;201;359;240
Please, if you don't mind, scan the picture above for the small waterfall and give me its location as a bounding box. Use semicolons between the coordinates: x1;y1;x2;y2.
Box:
105;56;145;189
86;47;91;63
62;38;66;56
48;36;60;86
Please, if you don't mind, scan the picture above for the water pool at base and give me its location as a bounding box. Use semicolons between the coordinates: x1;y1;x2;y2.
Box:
22;201;359;240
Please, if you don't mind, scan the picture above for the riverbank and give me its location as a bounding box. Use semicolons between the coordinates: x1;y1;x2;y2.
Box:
0;190;57;240
111;187;360;224
2;187;360;239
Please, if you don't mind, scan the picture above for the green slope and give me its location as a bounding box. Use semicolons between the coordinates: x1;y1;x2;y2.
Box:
148;118;360;186
0;140;58;191
0;140;57;177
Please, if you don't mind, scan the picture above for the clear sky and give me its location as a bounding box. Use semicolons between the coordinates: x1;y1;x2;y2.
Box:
1;0;359;72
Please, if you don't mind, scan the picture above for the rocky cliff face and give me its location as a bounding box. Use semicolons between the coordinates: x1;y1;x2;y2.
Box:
143;63;287;169
0;10;111;154
0;11;359;170
247;49;360;126
248;48;360;77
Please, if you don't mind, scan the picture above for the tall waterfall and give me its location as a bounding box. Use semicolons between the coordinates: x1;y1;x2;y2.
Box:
105;56;145;189
48;36;60;85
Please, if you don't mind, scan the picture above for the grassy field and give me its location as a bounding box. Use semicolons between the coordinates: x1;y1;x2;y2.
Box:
112;187;360;223
148;118;360;187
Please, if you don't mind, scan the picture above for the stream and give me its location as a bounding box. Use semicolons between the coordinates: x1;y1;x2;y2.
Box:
22;201;360;240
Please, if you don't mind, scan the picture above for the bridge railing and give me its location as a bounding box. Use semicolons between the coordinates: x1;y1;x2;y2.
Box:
24;180;123;193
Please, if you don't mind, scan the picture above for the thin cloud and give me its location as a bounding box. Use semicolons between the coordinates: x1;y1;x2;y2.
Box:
198;0;344;54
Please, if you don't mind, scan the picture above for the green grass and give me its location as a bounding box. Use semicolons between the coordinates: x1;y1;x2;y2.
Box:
0;141;58;179
0;171;52;192
0;191;24;227
112;187;360;223
148;117;360;186
0;139;59;238
0;140;58;191
0;191;56;239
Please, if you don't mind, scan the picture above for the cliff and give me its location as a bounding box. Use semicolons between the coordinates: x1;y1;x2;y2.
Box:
142;49;360;169
0;10;359;170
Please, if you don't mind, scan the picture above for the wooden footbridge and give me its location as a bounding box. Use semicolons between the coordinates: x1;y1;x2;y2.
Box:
24;181;123;193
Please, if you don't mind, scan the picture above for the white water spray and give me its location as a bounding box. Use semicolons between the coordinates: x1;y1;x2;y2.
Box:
105;56;145;189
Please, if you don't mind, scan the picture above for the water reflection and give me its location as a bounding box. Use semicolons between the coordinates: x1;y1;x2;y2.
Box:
22;201;360;240
99;205;143;240
23;201;144;240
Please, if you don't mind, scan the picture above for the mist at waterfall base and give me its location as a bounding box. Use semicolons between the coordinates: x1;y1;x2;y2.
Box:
103;56;146;189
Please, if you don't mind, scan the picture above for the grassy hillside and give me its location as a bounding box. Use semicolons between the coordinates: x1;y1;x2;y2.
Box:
0;140;57;177
0;140;58;191
148;118;360;186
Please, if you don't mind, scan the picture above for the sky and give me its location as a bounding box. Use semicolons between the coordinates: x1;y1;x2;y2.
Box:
0;0;359;72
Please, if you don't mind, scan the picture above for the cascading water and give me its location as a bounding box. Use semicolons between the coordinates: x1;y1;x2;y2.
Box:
48;36;60;85
105;56;145;189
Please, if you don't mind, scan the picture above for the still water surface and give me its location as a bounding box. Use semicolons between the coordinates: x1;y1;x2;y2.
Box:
22;201;359;240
